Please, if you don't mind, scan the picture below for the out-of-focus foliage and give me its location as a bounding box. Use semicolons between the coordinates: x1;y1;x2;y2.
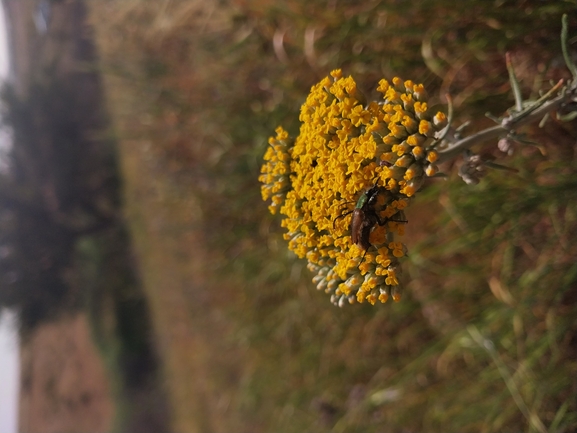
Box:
91;0;577;432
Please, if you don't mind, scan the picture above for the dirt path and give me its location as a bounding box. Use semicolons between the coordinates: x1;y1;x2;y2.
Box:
19;313;113;433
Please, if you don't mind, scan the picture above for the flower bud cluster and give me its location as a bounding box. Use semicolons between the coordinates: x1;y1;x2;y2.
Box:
260;70;446;305
458;153;487;185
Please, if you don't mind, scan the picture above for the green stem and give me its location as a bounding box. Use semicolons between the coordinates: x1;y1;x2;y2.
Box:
561;14;577;80
467;326;548;433
506;52;523;112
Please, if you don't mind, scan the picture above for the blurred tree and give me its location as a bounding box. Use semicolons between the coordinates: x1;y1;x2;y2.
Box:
0;77;117;328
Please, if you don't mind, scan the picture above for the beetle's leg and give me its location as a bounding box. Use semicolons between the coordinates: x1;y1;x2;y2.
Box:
389;217;408;223
375;211;408;226
358;247;370;267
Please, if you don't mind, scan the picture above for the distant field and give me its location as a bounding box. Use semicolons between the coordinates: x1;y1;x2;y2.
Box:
90;1;577;432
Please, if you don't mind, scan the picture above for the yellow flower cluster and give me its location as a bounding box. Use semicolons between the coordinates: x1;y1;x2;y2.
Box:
259;70;444;306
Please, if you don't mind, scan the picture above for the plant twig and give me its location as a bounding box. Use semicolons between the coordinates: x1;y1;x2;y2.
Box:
561;14;577;80
467;325;548;433
437;82;576;163
506;52;523;112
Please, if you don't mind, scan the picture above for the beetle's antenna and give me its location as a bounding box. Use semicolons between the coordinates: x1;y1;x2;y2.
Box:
333;210;353;228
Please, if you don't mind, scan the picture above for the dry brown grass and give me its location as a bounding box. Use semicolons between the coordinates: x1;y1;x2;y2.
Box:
19;313;114;433
91;4;248;431
90;1;577;431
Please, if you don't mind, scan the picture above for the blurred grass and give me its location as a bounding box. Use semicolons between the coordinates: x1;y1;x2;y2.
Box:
90;1;577;432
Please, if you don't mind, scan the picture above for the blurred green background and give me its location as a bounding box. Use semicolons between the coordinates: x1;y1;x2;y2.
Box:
1;0;576;432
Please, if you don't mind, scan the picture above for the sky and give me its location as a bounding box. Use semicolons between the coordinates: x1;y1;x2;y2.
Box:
0;311;18;433
0;2;20;433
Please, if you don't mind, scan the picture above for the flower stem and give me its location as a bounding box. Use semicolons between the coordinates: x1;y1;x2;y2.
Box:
437;81;576;163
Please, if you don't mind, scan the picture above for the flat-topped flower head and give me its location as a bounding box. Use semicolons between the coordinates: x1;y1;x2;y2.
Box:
260;70;445;306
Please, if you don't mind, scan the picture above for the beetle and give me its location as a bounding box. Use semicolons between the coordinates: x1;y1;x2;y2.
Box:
334;184;406;264
350;184;384;251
